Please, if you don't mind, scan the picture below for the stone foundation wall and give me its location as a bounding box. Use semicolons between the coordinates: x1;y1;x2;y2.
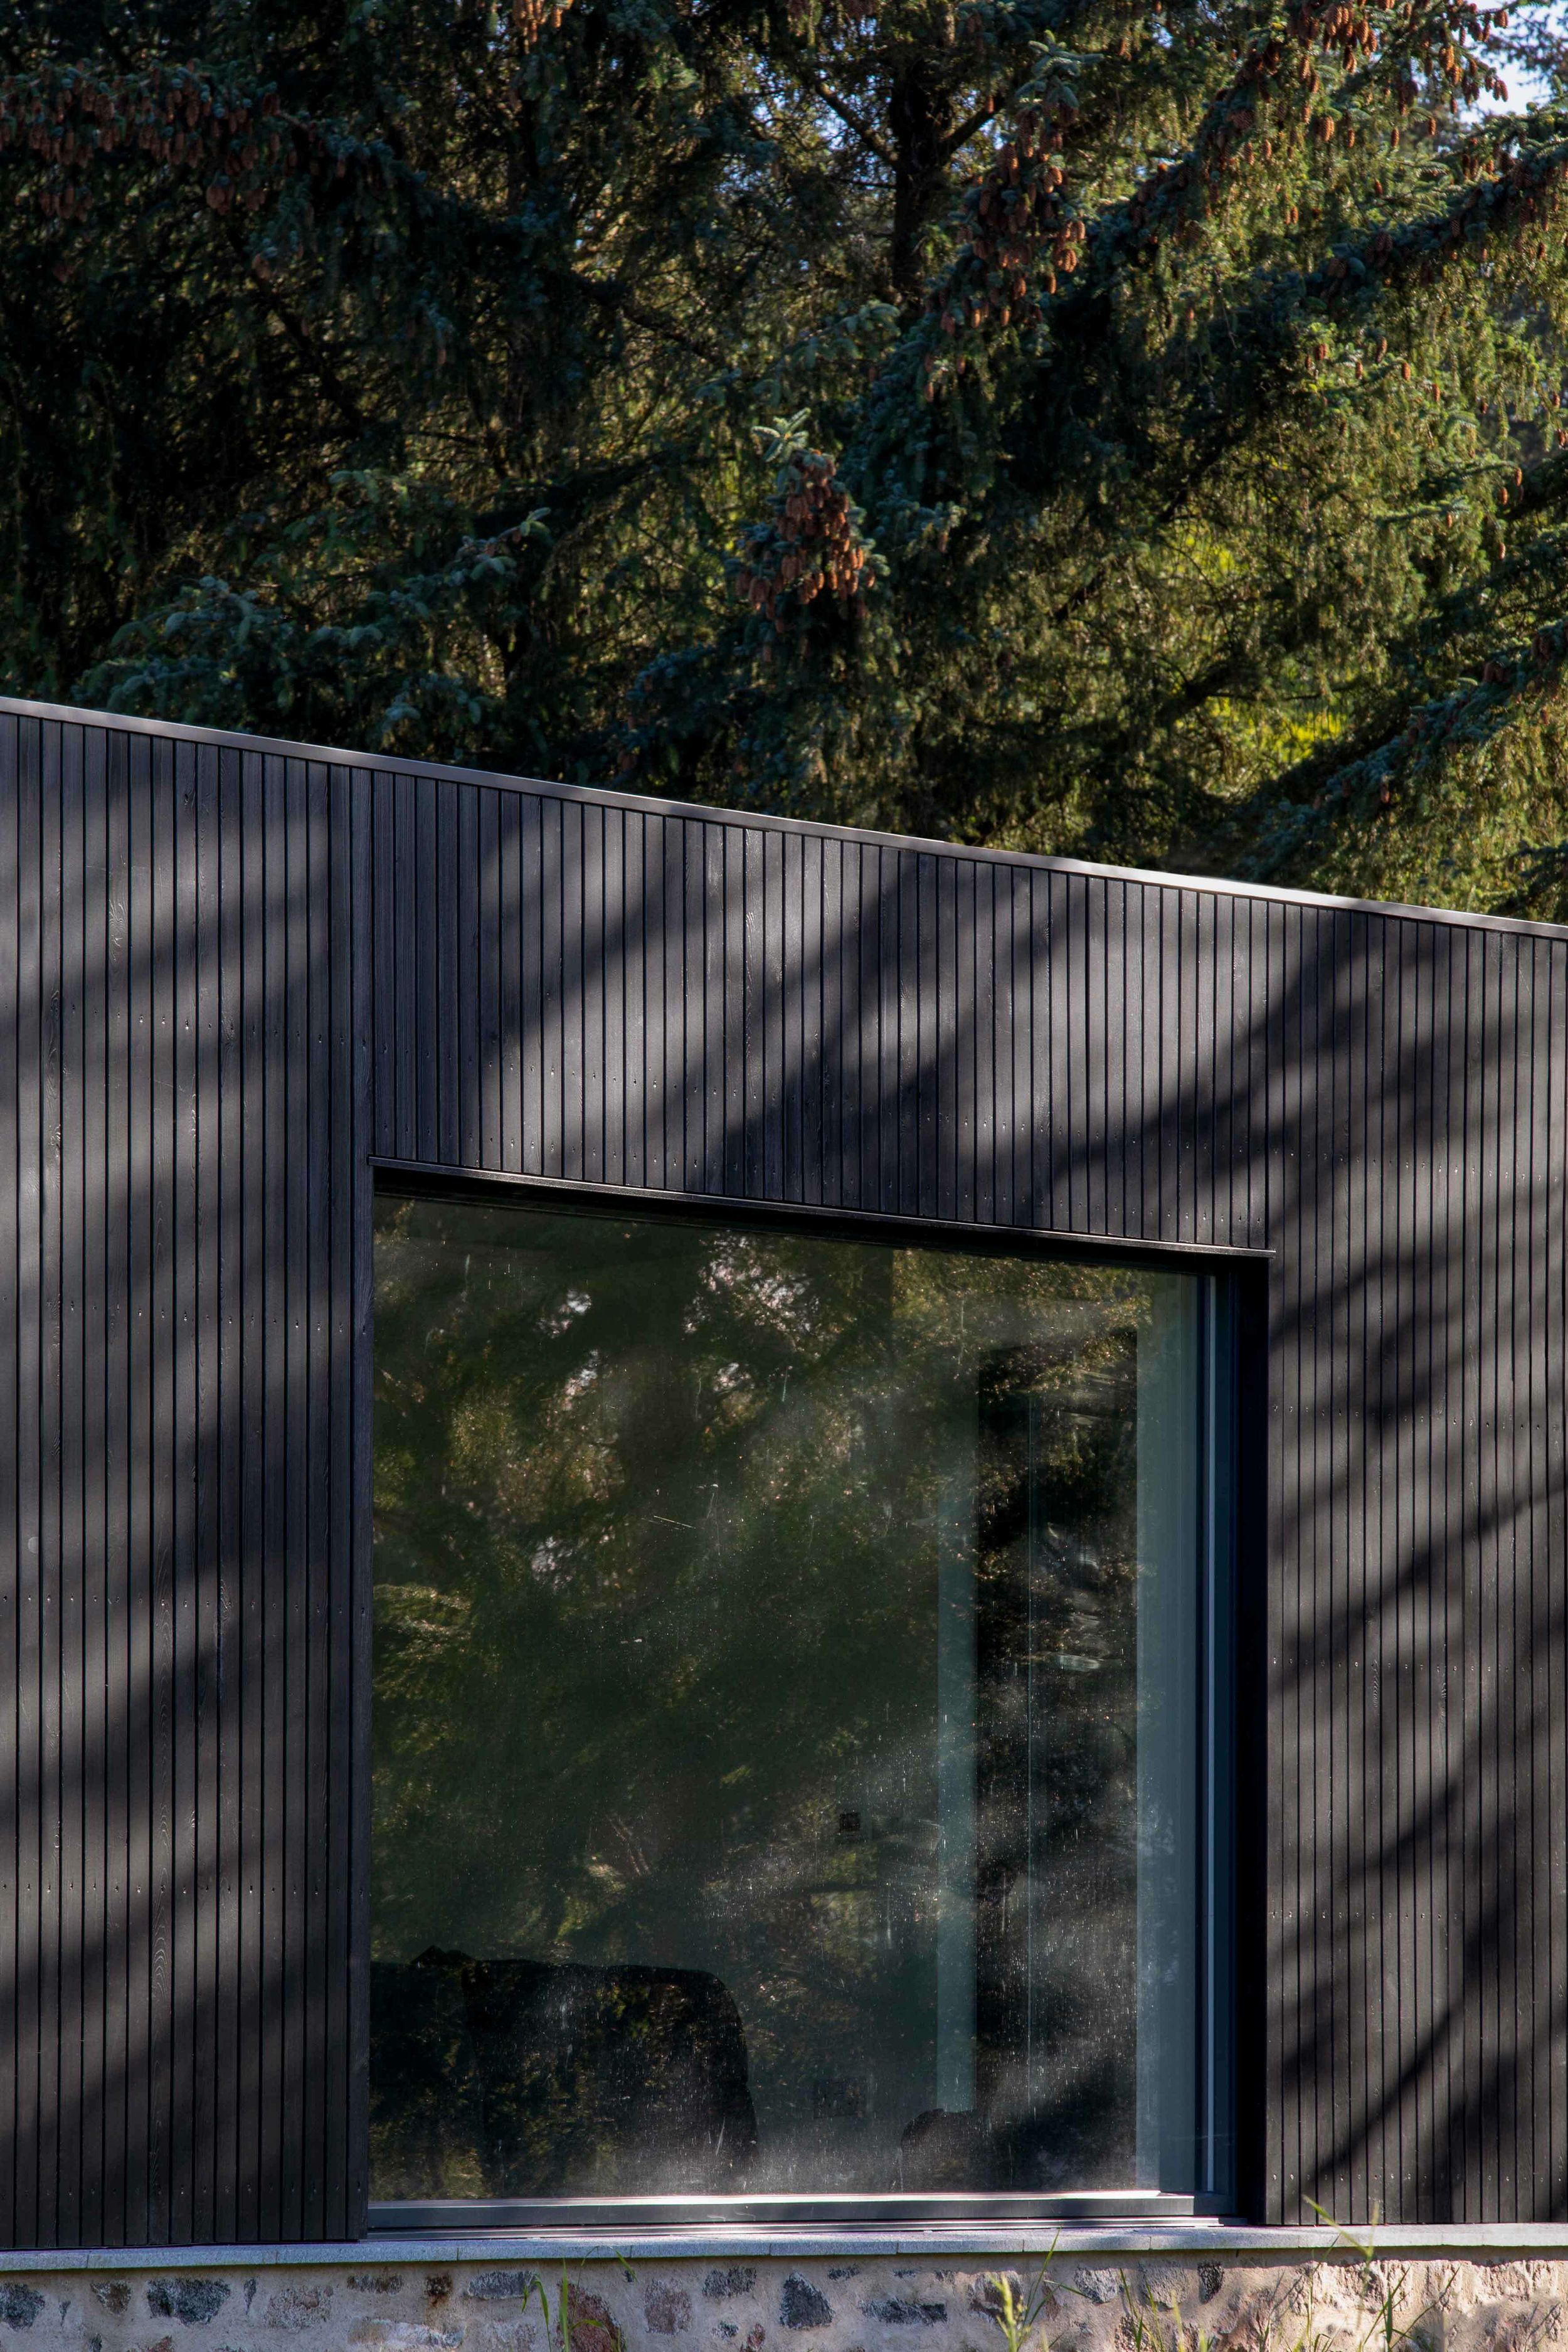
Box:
0;2253;1559;2352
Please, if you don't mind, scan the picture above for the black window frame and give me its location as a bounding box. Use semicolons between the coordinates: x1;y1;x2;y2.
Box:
362;1162;1271;2232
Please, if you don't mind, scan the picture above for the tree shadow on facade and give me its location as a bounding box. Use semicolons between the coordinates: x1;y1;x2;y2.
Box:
2;712;1564;2243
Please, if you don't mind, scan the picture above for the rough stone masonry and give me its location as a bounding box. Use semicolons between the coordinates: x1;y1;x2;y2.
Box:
0;2252;1560;2352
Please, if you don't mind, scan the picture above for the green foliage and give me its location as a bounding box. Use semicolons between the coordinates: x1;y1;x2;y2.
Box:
975;2234;1439;2352
10;0;1568;901
977;2262;1062;2352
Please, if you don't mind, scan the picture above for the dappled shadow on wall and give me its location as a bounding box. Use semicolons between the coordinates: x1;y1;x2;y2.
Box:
4;716;1564;2243
371;792;1568;2223
0;714;356;2245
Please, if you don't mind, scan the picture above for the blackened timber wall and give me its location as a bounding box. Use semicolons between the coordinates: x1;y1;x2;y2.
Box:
368;787;1568;2225
0;707;369;2246
1;697;1565;2240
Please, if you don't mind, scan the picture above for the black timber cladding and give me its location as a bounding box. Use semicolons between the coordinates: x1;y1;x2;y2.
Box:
0;695;1564;2240
0;709;369;2247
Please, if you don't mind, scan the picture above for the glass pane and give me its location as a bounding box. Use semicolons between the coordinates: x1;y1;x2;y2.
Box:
370;1195;1219;2202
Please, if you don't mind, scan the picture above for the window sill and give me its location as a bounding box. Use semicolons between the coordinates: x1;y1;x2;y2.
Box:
368;2196;1218;2234
14;2223;1568;2267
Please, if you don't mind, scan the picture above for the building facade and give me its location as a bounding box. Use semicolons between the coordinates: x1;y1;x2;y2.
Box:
0;697;1565;2315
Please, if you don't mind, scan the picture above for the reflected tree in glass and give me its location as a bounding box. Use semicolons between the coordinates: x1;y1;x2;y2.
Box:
370;1196;1210;2202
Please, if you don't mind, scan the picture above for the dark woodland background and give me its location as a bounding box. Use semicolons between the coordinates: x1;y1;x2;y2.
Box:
11;0;1568;903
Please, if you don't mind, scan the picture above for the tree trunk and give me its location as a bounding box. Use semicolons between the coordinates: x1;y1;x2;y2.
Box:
887;54;954;307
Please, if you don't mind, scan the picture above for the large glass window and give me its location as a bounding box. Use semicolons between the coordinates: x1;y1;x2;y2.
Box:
370;1191;1234;2213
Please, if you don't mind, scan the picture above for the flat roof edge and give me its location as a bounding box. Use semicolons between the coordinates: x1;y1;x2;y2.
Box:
4;693;1565;948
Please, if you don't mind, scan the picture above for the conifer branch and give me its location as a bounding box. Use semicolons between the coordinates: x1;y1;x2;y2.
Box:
788;63;898;169
223;222;369;440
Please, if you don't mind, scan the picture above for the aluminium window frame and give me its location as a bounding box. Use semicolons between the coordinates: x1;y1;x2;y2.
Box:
362;1160;1271;2233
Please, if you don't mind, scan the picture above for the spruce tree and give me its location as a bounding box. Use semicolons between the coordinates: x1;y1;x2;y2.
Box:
5;0;1568;909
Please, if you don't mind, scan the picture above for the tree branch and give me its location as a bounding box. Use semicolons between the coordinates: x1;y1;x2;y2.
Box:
789;62;898;169
225;226;369;440
942;97;999;159
566;270;733;366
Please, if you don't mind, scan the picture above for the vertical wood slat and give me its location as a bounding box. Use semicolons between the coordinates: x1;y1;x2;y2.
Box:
655;818;680;1199
0;717;18;2250
693;825;715;1197
582;803;606;1189
88;727;118;2240
190;741;221;2247
14;714;43;2252
763;827;783;1203
35;719;61;2252
822;842;844;1211
623;813;645;1194
56;719;84;2253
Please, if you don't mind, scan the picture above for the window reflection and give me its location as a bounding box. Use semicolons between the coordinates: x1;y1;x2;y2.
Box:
370;1195;1221;2203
